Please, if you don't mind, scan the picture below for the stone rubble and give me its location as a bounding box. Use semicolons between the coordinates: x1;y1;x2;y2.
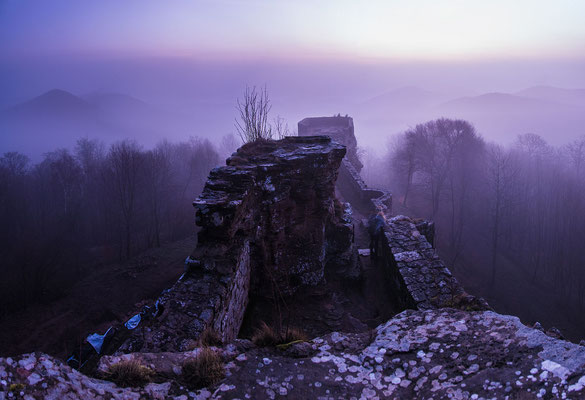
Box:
3;309;585;399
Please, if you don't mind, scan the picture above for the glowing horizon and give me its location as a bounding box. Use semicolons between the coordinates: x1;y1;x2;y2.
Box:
1;0;584;62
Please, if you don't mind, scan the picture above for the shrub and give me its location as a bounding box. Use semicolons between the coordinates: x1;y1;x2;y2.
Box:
105;359;154;387
9;383;25;393
182;347;225;389
251;321;308;347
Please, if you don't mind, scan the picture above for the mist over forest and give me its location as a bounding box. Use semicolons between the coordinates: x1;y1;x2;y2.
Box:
2;2;585;396
2;56;585;160
2;77;585;341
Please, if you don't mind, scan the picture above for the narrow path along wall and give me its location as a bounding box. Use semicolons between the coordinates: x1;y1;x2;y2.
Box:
298;115;488;313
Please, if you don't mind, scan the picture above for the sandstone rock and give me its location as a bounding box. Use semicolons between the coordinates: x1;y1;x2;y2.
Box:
195;135;347;295
5;309;585;399
116;136;350;354
546;326;565;340
206;309;585;399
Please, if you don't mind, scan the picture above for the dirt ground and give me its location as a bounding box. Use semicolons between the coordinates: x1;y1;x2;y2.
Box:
0;236;196;359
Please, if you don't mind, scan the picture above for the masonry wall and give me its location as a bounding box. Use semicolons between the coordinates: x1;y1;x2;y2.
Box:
356;192;489;312
115;136;348;354
299;116;490;313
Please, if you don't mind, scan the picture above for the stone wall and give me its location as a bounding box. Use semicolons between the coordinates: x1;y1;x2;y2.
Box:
337;158;392;214
298;116;363;172
373;215;489;311
304;115;487;312
118;136;348;354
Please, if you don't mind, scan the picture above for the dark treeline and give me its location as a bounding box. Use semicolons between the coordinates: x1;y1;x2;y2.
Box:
0;138;222;317
383;118;585;316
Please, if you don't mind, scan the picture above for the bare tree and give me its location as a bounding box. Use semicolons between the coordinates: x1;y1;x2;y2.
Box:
235;86;273;143
486;143;516;286
144;146;171;247
106;140;143;259
272;115;291;140
389;131;417;207
565;135;585;175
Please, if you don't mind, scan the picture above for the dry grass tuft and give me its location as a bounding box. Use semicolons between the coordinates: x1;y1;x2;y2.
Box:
251;321;281;347
251;321;309;347
182;347;225;389
198;327;223;347
281;326;309;343
106;359;154;387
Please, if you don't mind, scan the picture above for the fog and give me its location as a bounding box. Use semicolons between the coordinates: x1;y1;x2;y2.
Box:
2;55;585;338
2;55;585;160
364;123;585;340
2;0;585;367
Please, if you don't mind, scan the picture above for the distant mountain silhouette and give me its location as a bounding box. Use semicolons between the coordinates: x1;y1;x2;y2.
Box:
357;86;447;117
83;92;154;115
437;92;569;114
351;87;585;147
8;89;96;117
0;89;197;159
0;90;107;157
515;86;585;107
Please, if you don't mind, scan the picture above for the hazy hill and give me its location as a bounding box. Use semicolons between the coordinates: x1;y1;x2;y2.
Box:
434;92;584;144
352;87;450;145
0;89;109;157
515;85;585;106
9;89;96;117
438;92;564;113
352;87;585;147
357;86;447;115
0;89;200;159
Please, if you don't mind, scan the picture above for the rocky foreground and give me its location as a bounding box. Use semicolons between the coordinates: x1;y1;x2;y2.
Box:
2;308;585;399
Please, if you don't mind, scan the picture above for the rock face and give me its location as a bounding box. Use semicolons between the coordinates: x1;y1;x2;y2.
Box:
198;309;585;399
204;136;347;295
117;136;349;353
4;309;585;399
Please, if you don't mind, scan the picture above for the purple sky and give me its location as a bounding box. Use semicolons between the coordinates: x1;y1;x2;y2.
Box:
1;0;584;156
2;0;585;61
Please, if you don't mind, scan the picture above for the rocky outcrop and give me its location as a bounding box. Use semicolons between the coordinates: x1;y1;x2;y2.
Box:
4;309;585;399
213;308;585;399
195;136;348;294
117;136;349;354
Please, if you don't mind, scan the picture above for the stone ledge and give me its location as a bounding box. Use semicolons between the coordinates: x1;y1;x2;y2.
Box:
383;215;489;311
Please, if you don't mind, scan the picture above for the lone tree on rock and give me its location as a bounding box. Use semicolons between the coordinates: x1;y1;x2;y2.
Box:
235;85;273;143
